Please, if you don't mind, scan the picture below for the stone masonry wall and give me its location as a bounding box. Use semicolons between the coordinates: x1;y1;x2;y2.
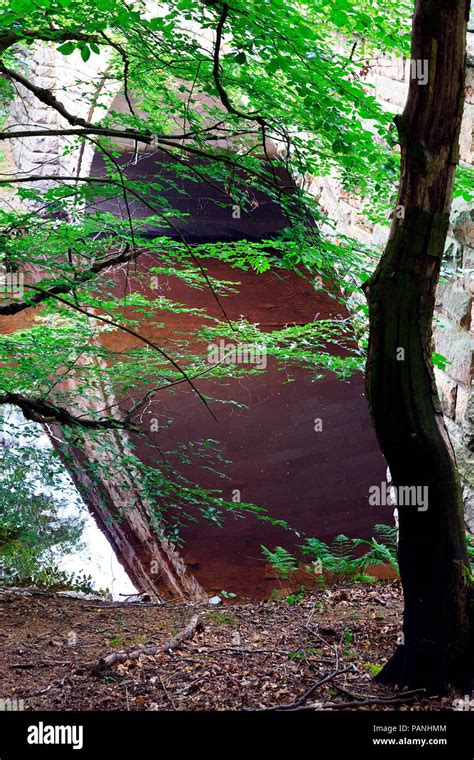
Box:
7;43;117;192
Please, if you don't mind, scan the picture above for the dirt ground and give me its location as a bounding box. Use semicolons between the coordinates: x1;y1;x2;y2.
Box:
0;580;463;711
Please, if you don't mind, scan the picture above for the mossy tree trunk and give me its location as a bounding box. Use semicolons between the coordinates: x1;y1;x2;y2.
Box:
363;0;472;692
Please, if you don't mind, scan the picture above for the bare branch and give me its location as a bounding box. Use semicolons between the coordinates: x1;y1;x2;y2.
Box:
0;244;139;317
0;62;152;143
212;3;262;123
22;284;217;420
0;391;133;430
0;127;152;143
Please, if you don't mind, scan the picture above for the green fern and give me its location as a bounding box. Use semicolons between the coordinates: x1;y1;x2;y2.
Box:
262;527;474;585
353;537;399;575
331;534;353;558
264;525;401;580
300;534;361;575
261;545;298;579
300;537;332;560
374;523;398;552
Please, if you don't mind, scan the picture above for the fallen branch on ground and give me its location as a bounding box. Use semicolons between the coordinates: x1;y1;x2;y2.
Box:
290;689;426;711
94;615;204;670
256;665;357;711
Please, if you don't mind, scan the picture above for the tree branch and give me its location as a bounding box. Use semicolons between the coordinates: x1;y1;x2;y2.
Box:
0;29;100;54
0;392;133;430
22;284;217;420
212;3;263;124
0;127;152;143
0;62;152;143
0;244;139;316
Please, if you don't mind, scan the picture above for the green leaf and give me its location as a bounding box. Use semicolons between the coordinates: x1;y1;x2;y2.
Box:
57;42;76;56
10;0;29;11
233;51;247;65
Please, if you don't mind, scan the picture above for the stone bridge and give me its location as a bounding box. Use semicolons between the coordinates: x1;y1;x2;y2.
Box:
1;32;473;597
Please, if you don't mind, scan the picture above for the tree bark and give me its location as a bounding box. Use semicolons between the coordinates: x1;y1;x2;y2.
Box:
363;0;472;692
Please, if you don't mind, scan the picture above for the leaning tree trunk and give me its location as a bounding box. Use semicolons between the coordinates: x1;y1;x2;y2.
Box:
363;0;472;693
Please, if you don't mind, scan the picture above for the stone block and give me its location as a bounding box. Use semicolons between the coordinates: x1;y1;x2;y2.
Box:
466;68;474;105
461;388;474;450
459;105;473;163
462;248;474;294
442;238;464;275
445;416;463;448
372;55;406;82
375;75;408;108
464;484;474;533
456;383;470;424
32;76;56;90
434;366;457;418
453;209;474;248
28;136;59;154
457;444;474;489
32;64;56;79
433;318;473;386
437;279;472;327
372;223;389;249
29;108;59;126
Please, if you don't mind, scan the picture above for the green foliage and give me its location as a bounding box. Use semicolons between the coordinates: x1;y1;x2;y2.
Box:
263;524;400;580
453;164;474;202
1;559;96;594
207;612;239;625
432;351;451;371
467;535;474;575
220;589;237;599
263;527;474;586
261;544;299;579
0;416;95;591
286;586;306;605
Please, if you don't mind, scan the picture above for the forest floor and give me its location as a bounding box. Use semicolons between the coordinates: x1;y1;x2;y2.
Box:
0;580;464;712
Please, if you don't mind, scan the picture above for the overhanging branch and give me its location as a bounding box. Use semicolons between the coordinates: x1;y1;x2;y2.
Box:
0;391;132;430
0;244;139;316
0;61;152;144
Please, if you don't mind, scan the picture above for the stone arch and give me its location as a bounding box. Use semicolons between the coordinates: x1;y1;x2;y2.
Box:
2;36;473;597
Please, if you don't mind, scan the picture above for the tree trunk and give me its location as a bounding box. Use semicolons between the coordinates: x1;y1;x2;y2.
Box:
363;0;472;693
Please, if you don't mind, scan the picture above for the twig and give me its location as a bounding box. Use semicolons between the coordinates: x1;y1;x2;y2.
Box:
290;689;426;711
185;646;295;655
159;676;177;710
257;665;357;711
95;615;204;670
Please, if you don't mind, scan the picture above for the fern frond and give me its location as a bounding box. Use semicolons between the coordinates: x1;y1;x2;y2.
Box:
261;545;298;579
